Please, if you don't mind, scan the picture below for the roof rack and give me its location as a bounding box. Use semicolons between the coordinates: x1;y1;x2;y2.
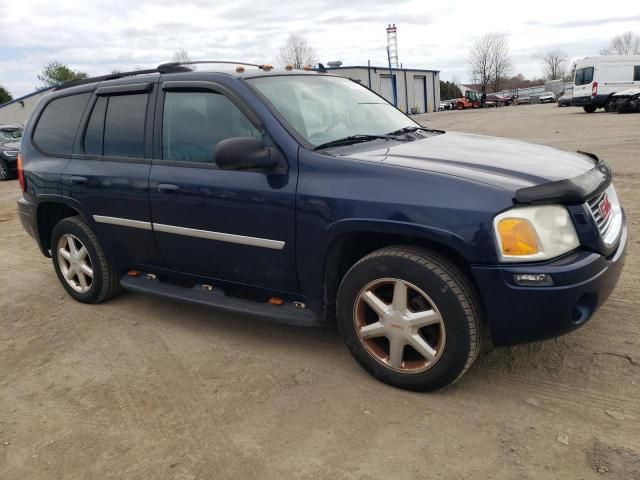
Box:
54;64;191;91
54;60;276;92
157;60;267;70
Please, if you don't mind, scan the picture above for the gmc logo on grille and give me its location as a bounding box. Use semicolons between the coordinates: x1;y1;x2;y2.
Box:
599;194;612;219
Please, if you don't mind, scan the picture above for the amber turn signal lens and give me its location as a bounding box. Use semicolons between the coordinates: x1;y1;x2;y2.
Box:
497;218;539;256
268;297;283;305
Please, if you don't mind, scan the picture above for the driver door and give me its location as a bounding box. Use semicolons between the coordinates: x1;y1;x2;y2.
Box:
148;80;298;293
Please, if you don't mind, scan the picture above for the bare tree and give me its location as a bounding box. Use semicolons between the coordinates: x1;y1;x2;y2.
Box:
601;31;640;55
277;34;318;69
490;34;511;91
469;33;511;92
534;49;568;80
172;49;191;63
566;60;577;81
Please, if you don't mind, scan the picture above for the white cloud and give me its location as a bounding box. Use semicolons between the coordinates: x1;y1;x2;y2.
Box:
1;0;639;96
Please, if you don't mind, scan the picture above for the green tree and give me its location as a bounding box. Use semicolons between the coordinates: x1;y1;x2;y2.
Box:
0;85;12;104
37;61;89;87
439;80;462;100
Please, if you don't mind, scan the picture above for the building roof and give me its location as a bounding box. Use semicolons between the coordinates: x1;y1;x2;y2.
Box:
323;65;440;74
0;87;54;109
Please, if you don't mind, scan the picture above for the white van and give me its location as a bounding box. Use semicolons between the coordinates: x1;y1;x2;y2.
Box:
572;55;640;112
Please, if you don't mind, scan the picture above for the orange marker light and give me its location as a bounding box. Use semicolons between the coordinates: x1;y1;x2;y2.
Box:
236;66;245;73
261;64;273;72
285;64;293;71
268;297;283;305
127;270;141;277
497;218;539;256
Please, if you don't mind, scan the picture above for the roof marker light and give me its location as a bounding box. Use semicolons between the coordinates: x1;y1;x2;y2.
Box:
236;66;245;73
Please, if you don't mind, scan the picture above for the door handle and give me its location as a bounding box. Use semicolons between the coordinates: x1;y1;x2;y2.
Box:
69;176;88;185
157;183;179;195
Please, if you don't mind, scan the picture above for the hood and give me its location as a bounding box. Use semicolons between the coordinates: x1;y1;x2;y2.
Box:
332;131;596;191
613;87;640;97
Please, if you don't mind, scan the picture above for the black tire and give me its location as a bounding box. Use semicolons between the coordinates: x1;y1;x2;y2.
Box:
336;246;481;392
583;104;597;113
0;159;10;181
51;216;121;303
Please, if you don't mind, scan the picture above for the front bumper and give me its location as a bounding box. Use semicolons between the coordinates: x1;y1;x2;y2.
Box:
471;219;627;347
1;155;17;172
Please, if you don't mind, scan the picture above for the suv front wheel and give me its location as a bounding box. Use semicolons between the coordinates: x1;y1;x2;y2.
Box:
337;246;481;391
51;216;121;303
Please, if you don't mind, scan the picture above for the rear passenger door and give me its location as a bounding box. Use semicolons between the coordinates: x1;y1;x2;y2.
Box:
148;80;298;292
61;82;163;268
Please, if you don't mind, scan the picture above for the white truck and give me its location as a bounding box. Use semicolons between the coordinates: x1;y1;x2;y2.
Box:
572;55;640;113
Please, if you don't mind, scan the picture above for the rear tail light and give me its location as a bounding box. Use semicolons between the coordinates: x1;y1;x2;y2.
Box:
17;153;25;192
592;82;598;97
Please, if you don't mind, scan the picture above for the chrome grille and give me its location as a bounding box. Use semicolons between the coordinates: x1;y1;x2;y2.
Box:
586;185;622;248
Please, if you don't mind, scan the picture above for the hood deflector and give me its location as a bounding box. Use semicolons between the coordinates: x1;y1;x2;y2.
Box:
515;152;611;204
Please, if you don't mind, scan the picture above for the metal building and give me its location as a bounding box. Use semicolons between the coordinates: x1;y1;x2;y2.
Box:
325;65;440;114
0;88;53;125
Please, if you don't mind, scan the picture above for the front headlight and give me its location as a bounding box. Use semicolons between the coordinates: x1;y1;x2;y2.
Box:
2;150;19;158
493;205;580;262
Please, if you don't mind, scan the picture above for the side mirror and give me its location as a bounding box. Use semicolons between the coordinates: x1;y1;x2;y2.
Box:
215;137;278;171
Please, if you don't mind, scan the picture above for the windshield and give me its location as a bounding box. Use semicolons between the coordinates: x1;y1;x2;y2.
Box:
0;128;22;141
247;75;419;148
575;67;594;86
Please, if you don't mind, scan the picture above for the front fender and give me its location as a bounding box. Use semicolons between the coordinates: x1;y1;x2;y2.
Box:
324;218;476;262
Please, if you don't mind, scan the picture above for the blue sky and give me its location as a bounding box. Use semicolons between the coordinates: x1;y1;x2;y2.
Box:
1;0;639;97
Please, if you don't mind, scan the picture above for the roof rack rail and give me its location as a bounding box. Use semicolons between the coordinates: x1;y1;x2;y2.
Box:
54;65;192;91
54;60;274;92
157;60;268;70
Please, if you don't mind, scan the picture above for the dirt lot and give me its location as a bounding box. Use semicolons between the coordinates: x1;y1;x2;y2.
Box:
1;104;639;479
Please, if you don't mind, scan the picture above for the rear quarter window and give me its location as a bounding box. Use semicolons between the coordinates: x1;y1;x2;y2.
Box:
634;66;640;82
33;93;91;155
575;67;594;86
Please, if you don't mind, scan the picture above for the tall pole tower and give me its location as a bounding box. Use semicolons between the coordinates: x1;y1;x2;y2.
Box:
386;24;399;68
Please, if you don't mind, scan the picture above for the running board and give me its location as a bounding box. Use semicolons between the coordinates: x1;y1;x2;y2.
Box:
120;274;322;327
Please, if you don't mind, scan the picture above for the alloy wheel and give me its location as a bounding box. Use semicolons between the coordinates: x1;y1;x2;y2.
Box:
354;278;446;373
57;233;94;293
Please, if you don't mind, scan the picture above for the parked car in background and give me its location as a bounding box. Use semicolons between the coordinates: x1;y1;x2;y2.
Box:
572;55;640;113
486;93;510;106
515;95;531;105
611;87;640;113
17;61;627;392
0;124;23;181
558;90;572;107
539;92;556;104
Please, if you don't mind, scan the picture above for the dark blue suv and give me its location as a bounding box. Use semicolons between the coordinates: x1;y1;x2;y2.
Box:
17;62;627;391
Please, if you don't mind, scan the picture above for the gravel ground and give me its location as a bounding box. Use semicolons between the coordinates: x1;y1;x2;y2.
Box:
1;104;639;479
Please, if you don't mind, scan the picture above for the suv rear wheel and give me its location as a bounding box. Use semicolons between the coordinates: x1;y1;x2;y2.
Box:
51;216;121;303
583;104;597;113
337;246;481;391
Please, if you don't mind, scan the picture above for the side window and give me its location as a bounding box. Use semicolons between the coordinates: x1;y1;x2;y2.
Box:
83;96;107;155
634;66;640;82
162;90;260;163
103;94;148;158
82;93;148;157
33;93;91;155
575;67;594;86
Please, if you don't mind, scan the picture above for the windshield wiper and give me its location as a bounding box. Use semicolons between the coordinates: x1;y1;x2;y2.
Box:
313;134;401;151
387;126;434;136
